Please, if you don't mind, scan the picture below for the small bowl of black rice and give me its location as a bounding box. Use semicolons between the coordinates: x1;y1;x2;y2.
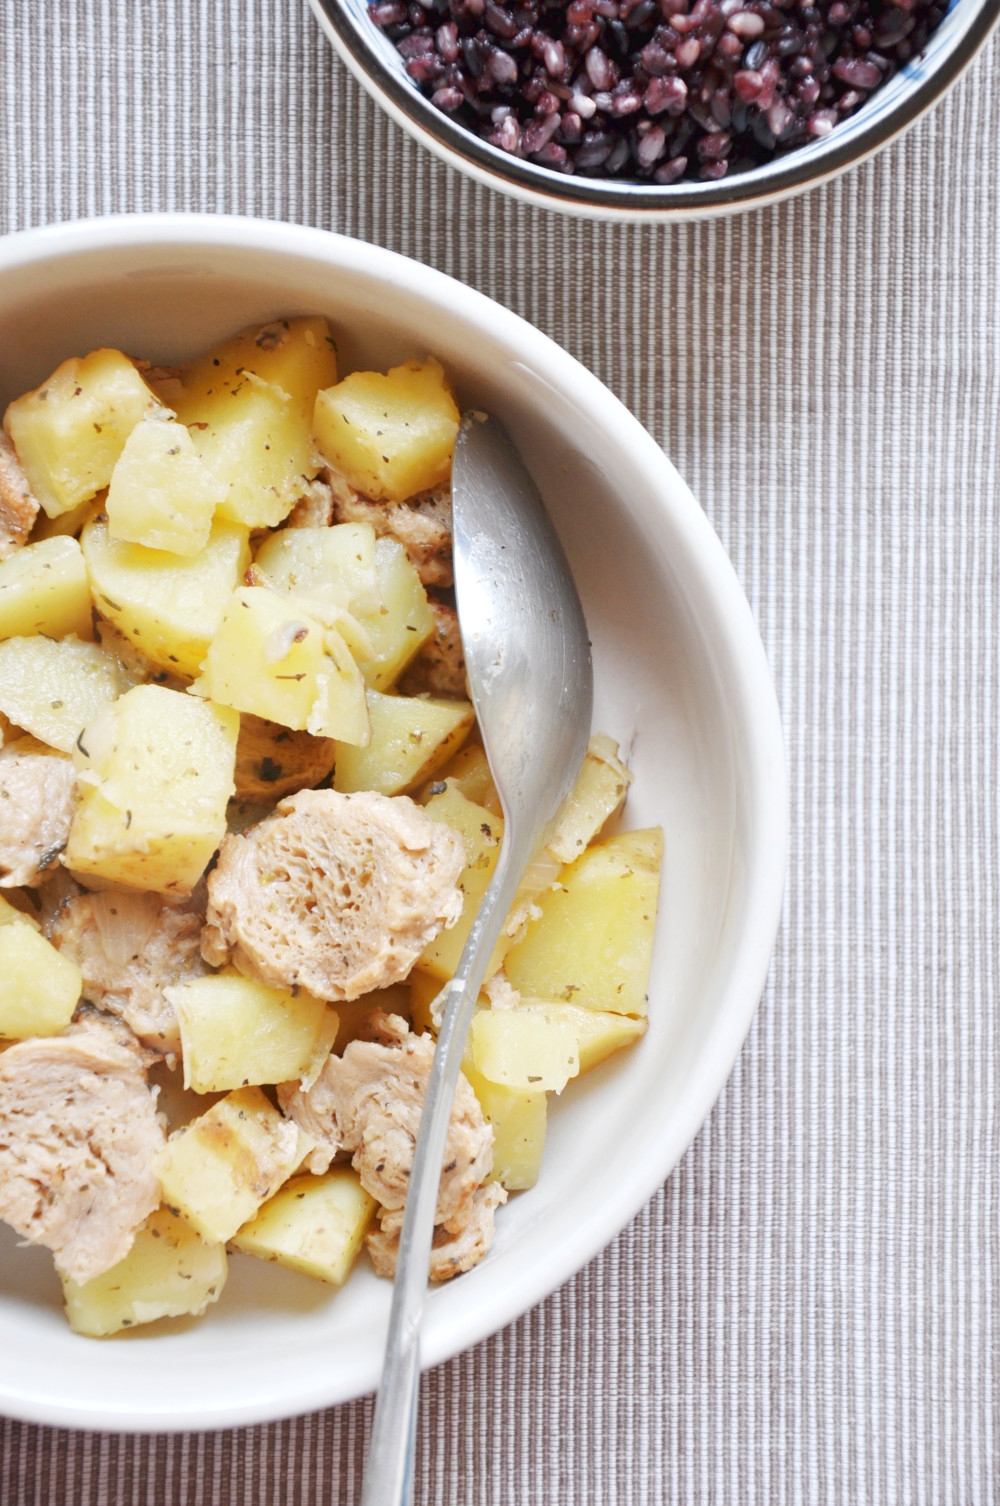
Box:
309;0;1000;215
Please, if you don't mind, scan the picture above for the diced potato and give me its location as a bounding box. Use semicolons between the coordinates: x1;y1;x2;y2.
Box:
193;587;370;744
354;538;436;691
105;413;227;556
232;1168;376;1287
155;1086;307;1244
313;357;460;503
333;689;473;796
0;896;82;1039
0;635;122;754
508;999;646;1073
173;371;317;530
82;512;251;677
462;1057;547;1192
4;349;159;517
29;495;99;543
418;781;504;981
234;714;335;801
60;1206;227;1337
65;683;238;895
253;522;380;617
167;970;338;1094
0;535;93;641
424;741;498;813
503;829;663;1017
547;734;633;864
469;1006;579;1093
179;317;338;418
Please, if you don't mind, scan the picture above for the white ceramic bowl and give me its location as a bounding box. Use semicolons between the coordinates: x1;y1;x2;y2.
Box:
309;0;1000;218
0;213;785;1431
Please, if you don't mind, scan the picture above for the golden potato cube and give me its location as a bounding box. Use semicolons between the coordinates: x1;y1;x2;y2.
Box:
0;897;82;1039
180;317;338;418
503;828;663;1017
253;522;380;617
469;1006;579;1093
355;538;436;692
234;714;335;802
424;741;498;813
168;970;338;1094
418;782;504;982
506;999;646;1073
4;349;159;517
66;683;238;895
105;413;227;556
333;689;473;796
547;734;633;864
0;535;93;640
174;372;316;530
29;495;100;543
155;1086;307;1244
194;586;370;744
0;635;122;754
232;1168;376;1286
60;1205;227;1337
313;357;460;503
82;511;251;677
462;1057;547;1192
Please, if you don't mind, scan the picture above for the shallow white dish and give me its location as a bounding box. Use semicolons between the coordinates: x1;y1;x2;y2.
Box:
0;213;785;1432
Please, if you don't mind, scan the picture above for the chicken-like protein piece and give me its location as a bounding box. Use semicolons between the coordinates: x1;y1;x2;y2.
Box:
0;752;77;887
398;596;468;700
0;429;40;559
284;475;335;530
279;1015;505;1280
367;1182;507;1281
201;788;465;1001
50;889;209;1058
0;1010;165;1283
329;470;454;589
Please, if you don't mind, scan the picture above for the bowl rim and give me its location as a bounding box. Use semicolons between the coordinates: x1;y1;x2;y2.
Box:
0;213;787;1430
308;0;1000;218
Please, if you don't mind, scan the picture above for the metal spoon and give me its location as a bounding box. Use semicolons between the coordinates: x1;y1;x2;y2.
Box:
358;413;593;1506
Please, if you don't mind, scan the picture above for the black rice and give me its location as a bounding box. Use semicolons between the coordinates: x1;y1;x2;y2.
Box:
367;0;948;182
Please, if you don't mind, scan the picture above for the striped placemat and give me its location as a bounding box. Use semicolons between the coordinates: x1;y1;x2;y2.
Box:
1;2;998;1500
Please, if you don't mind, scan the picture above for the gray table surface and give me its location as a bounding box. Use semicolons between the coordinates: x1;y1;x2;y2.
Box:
2;2;999;1502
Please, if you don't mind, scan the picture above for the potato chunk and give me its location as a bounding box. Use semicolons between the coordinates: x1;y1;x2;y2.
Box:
417;781;504;982
253;522;380;617
155;1086;309;1243
0;535;93;640
353;538;436;691
61;1205;227;1337
503;828;663;1017
167;970;338;1094
180;316;339;417
0;635;122;754
66;683;238;895
313;358;460;503
332;689;473;796
469;1006;580;1093
0;896;82;1040
193;586;370;744
174;373;316;530
462;1058;547;1192
105;413;227;556
4;349;158;517
82;512;251;677
546;734;633;864
232;1169;376;1287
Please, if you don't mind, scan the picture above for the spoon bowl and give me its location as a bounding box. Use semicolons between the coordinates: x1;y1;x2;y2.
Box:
360;414;593;1504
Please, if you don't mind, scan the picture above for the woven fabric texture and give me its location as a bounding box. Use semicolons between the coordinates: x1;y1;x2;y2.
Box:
2;2;999;1502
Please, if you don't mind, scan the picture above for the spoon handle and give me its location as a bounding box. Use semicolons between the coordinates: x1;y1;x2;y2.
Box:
359;832;532;1506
